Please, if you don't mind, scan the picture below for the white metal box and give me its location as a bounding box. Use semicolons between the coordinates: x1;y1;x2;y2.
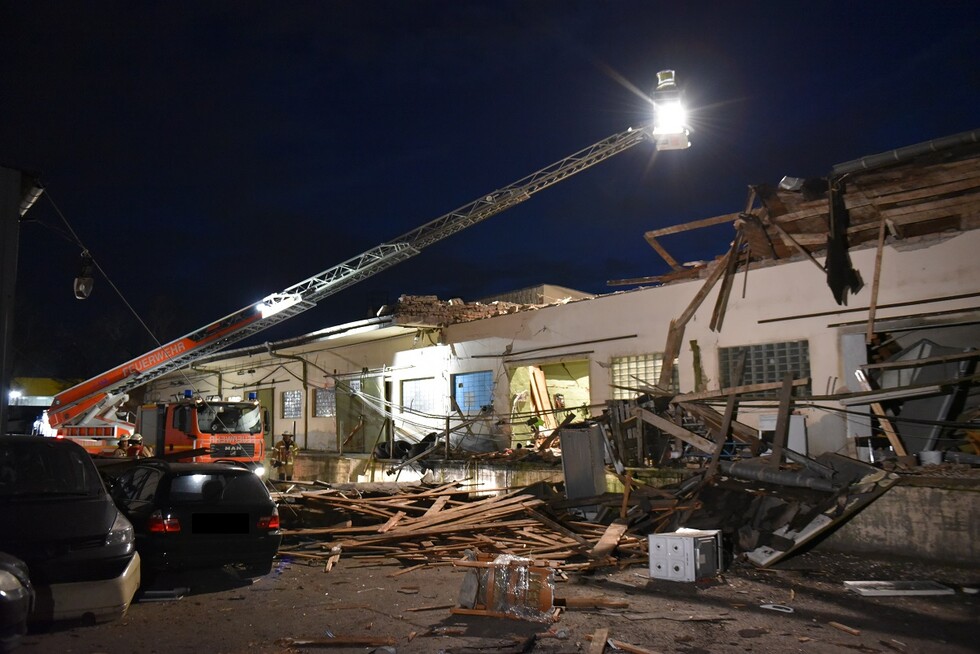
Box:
648;529;723;582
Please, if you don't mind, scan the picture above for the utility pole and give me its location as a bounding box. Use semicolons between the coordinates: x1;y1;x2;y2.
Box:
0;166;43;435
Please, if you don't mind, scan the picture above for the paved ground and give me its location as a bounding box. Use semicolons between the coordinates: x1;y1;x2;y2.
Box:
16;549;978;654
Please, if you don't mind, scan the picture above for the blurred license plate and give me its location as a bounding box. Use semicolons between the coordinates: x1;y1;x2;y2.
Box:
193;513;249;534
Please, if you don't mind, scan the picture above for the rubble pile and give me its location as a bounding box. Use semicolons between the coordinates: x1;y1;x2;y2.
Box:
274;479;660;572
394;294;533;326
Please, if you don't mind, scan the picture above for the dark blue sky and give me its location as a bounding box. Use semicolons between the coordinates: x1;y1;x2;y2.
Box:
3;1;978;378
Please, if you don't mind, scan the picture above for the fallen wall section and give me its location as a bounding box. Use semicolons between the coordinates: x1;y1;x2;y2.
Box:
816;480;979;565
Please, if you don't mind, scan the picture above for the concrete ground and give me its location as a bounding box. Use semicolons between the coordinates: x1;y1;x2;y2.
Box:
16;548;978;654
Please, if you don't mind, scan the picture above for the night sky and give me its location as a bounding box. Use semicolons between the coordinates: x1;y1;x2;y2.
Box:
3;1;978;379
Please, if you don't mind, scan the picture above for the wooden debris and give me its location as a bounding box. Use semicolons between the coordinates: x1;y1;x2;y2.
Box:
588;628;609;654
623;611;734;622
586;632;665;654
405;603;455;612
280;635;396;647
557;596;629;609
829;621;862;636
608;638;664;654
590;520;629;559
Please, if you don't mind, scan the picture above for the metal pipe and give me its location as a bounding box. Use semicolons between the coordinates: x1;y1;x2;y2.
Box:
781;449;836;479
831;129;979;177
718;460;838;492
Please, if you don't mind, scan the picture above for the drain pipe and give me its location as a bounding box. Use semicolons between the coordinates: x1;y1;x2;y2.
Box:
832;129;979;177
718;460;838;493
265;343;309;450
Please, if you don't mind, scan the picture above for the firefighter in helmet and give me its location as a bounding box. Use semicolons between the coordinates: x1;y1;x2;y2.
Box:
112;437;129;457
273;430;299;481
126;433;153;458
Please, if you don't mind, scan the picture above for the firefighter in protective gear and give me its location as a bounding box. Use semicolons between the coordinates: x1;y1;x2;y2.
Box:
112;438;129;457
126;433;153;458
273;431;299;481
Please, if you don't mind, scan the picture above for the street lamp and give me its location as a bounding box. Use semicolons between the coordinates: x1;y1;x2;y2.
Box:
652;69;691;151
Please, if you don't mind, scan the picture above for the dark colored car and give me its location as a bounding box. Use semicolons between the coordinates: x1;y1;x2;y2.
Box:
0;436;140;623
0;552;33;654
109;461;281;577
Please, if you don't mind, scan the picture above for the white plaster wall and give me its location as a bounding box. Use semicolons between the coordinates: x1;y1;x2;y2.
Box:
445;230;980;456
145;230;980;458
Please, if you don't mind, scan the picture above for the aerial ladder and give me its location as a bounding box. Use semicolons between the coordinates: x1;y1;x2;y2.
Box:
47;71;691;443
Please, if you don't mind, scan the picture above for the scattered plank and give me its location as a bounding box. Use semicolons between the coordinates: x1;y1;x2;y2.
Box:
588;628;609;654
558;596;630;609
590;520;629;559
608;638;664;654
828;621;862;636
281;635;397;647
623;611;734;622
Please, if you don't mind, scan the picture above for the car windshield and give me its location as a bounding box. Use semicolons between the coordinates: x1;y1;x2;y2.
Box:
197;403;262;434
168;472;269;504
0;439;103;498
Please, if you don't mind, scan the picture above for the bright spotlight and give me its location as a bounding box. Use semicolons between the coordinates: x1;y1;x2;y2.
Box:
652;69;691;150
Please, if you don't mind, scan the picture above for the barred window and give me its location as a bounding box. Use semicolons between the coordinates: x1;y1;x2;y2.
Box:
313;387;336;417
610;353;677;399
452;371;494;414
401;378;442;416
281;390;302;419
719;340;810;396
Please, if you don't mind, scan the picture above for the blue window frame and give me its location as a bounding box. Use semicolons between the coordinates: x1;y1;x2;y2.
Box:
452;371;494;415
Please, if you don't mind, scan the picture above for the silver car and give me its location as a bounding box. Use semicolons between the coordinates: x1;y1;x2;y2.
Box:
0;436;140;623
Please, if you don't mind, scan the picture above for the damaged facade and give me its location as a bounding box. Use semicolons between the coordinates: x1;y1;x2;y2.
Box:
139;132;980;564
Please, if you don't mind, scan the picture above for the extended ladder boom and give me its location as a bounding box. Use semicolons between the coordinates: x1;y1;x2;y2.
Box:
50;123;656;427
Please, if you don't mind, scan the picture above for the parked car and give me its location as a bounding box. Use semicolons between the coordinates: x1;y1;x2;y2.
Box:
0;436;140;623
108;461;281;577
0;552;33;654
212;458;267;478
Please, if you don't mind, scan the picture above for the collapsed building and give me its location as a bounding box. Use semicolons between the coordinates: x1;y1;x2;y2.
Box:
140;130;980;566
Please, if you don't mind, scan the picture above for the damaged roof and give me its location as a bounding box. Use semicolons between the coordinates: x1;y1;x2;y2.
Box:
642;129;980;280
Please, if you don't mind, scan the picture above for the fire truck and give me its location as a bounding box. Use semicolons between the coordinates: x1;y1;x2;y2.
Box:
43;71;690;465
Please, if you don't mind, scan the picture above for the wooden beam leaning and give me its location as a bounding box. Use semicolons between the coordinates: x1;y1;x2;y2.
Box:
644;212;740;238
764;216;826;272
677;402;760;446
709;232;744;331
867;215;889;344
657;246;736;389
855;370;908;457
767;373;796;466
705;393;738;480
633;407;715;454
644;235;683;271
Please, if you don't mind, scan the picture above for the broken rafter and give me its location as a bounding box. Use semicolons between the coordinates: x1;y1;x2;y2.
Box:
643;213;740;271
633;407;715;454
658;245;738;388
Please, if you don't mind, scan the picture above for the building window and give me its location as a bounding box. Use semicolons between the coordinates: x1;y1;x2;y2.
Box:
610;354;677;399
401;378;441;416
452;371;493;415
719;340;810;396
313;387;336;417
282;390;302;419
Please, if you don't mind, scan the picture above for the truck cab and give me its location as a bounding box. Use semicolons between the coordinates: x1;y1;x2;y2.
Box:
136;393;267;475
